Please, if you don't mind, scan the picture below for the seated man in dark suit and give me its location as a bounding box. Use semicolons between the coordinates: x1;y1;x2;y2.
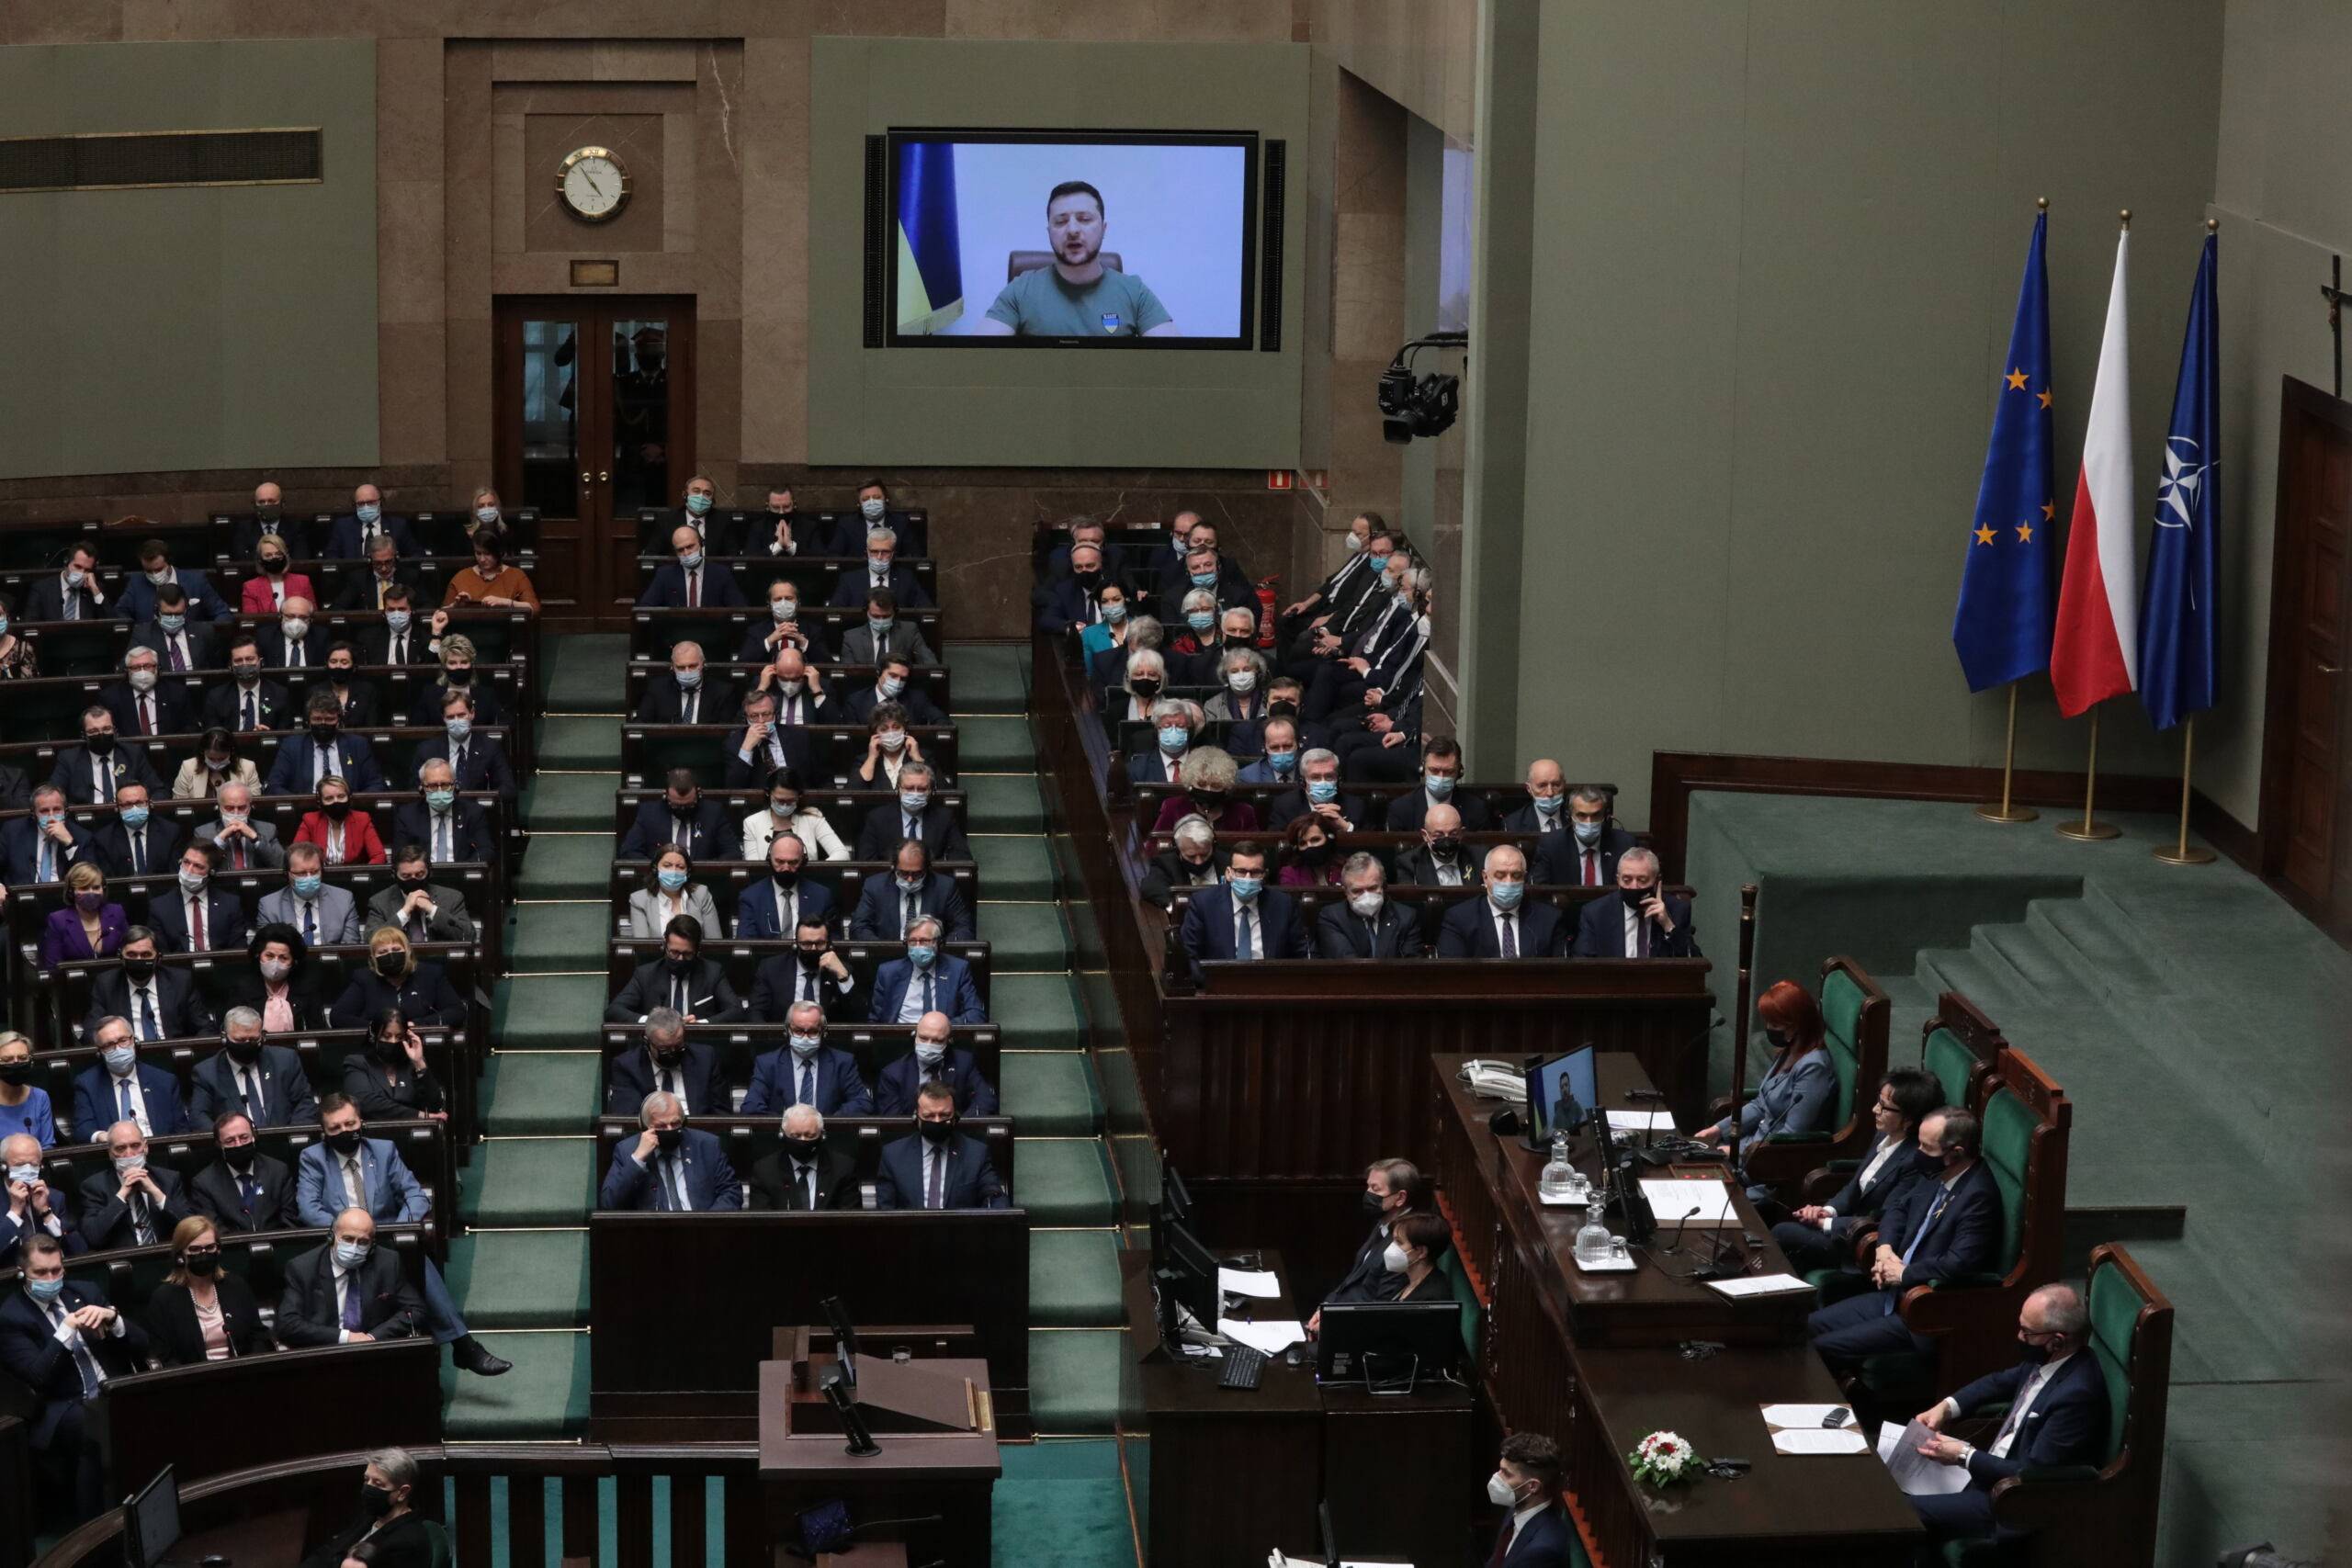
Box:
1534;784;1638;888
853;761;971;863
189;1005;320;1130
618;770;732;863
1121;696;1194;787
74;1011;196;1130
1805;1108;2000;1375
1139;814;1228;907
199;637;294;732
637;639;741;725
721;686;818;789
51;707;165;806
415;687;519;801
599;1091;743;1212
187;1110;298;1233
228;482;317;559
1;1234;150;1524
1035;539;1126;634
1393;802;1487;887
94;781;180;879
264;693;387;795
323;483;422;558
394;761;495;865
605;918;747;1025
275;1208;427;1348
1382;736;1492;831
1307;1157;1430;1334
828;525;933;609
1769;1068;1938;1271
750;1103;861;1211
639;525;747;608
1485;1431;1578;1568
101;646;195;739
332;533;421;611
876;1083;1008;1211
254;596;330;670
1264;748;1368;833
868;916;986;1024
741;1000;871;1116
129;583;223;671
94;929;222;1041
841;656;946;727
751;916;861;1021
0;786;96;886
23;541;105;622
1905;1283;2109;1546
0;1133;72;1267
1435;847;1566;959
741;576;836;664
119;536;233;626
356;584;428;665
1498;756;1573;843
1175;841;1306;976
1571;848;1700;959
735;831;837;939
850;840;977;942
875;1010;999;1116
605;1007;728;1115
1315;852;1428;959
74;1119;193;1251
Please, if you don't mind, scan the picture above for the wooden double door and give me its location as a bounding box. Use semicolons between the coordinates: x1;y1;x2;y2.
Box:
2263;376;2352;937
494;296;695;627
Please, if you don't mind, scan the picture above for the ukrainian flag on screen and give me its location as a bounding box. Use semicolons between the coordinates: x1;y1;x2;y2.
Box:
896;141;964;334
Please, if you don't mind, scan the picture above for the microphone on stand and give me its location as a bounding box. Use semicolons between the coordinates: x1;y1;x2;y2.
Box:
1662;1205;1702;1258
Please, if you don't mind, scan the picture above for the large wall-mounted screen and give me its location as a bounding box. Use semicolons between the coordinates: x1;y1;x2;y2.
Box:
888;130;1258;348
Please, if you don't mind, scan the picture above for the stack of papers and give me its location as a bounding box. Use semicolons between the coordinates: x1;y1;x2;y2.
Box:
1704;1272;1814;1300
1218;1317;1307;1355
1877;1419;1972;1495
1638;1178;1739;1225
1760;1402;1868;1455
1219;1267;1281;1299
1607;1109;1678;1133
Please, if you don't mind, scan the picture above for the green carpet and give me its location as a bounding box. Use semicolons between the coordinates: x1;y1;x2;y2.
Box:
543;633;630;712
509;902;616;971
1028;1329;1126;1433
954;714;1042;771
994;1438;1136;1563
973;833;1057;898
1029;1229;1126;1327
1012;1138;1116;1225
521;772;624;831
537;714;621;769
441;1330;590;1439
459;1138;597;1226
514;832;614;898
939;641;1032;712
1001;1050;1103;1135
480;1051;602;1134
492;973;614;1046
447;1230;590;1327
993;973;1084;1049
978;901;1071;968
966;773;1048;832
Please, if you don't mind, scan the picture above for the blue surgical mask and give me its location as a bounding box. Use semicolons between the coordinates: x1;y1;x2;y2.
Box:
1532;795;1562;816
1190;570;1217;589
26;1277;64;1304
334;1239;371;1269
1489;880;1526;910
685;494;712;516
356;502;382;525
1227;875;1261;902
0;617;12;637
1307;779;1339;805
1102;601;1126;623
1423;773;1456;800
878;675;905;698
1158;727;1188;755
1187;611;1215;634
1573;819;1603;846
674;667;702;690
425;788;456;811
868;617;894;637
679;551;704;571
915;1041;946;1066
103;1046;138;1076
120;806;151;829
293;874;322;897
789;1032;823;1058
475;506;500;525
385;610;412;632
897;874;923;894
899;791;929;815
445;717;471;740
658;867;688;892
861;498;887;521
1266;750;1296;774
158;613;186;634
6;1162;38;1186
906;944;936;969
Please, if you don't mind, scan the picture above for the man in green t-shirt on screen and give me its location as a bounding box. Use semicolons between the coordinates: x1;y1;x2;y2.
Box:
976;180;1180;338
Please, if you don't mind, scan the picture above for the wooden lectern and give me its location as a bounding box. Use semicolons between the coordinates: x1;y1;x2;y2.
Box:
758;1326;1001;1568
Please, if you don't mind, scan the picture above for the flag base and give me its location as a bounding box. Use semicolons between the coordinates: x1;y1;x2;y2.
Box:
1974;803;2040;824
2153;843;2216;865
2054;818;2121;841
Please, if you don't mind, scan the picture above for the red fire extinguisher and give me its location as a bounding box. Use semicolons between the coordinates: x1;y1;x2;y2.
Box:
1254;576;1281;649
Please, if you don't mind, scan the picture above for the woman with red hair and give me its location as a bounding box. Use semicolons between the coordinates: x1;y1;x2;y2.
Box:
1694;979;1838;1184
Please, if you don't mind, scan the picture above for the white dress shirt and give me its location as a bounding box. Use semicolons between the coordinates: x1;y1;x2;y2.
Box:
100;1068;153;1134
1947;1348;2077;1461
1823;1134;1905;1224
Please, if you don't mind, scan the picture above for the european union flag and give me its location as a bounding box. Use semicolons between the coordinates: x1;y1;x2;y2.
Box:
2138;232;2219;732
895;141;965;335
1952;211;2058;692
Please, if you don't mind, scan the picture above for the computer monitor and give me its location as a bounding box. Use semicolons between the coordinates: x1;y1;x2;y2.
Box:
1315;1300;1464;1393
1152;1210;1222;1342
123;1466;180;1568
1525;1045;1598;1143
1160;1160;1194;1225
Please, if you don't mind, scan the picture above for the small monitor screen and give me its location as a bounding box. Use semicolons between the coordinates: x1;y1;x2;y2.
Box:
125;1466;179;1568
1527;1045;1598;1141
888;131;1258;347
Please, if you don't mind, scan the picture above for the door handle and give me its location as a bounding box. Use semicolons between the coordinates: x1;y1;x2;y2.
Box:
2322;662;2343;675
599;470;610;482
581;471;593;485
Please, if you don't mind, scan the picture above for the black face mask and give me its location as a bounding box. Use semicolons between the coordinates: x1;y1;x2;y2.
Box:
1764;1028;1791;1051
323;799;351;820
2017;1338;2056;1366
670;798;696;818
918;1118;956;1145
1362;1190;1388;1220
1302;841;1332;863
85;732;115;755
397;876;430;897
1620;885;1654;910
771;870;799;889
1074;570;1102;591
1192;791;1227;811
261;557;288;574
0;1062;29;1086
123;958;157;982
226;1038;264;1065
782;1136;822;1162
1912;1147;1948;1177
374;953;406;978
1268;700;1300;720
309;726;338;746
374;1037;407;1065
221;1143;256;1173
325;1129;362;1157
651;1047;684;1068
667;955;695;977
654;1125;684;1152
1128;679;1160;700
798;946;830;965
359;1483;396;1519
185;1251;220;1279
445;666;473;686
1428;837;1461;859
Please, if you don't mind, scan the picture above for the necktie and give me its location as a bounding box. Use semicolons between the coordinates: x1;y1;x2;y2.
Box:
377;581;388;609
1989;1370;2043;1453
340;1272;363;1332
673;816;688;850
167;637;186;672
452;743;466;777
118;1077;135;1120
801;968;818;1003
800;1164;816;1210
315;745;331;787
190;896;207;949
231;833;246;871
242;693;256;730
343;1156;366;1212
781;694;797;725
241;1069;261;1117
130;1193;153;1246
662;1067;679;1100
1487;1517;1513;1568
130;832;144;875
686;570;700;608
904;814;920;841
65;589;80;622
435;815;451;861
302;902;317;945
48;1303;101;1398
1583;849;1599;886
1237;905;1254;959
140;695;154;734
238;1175;258;1216
1500;914;1519;959
902;895;917;937
798;1062;814;1106
926;1145;944;1210
38;840;53;882
392;635;405;663
922;974;935;1011
668;1156;690;1211
137;990;160;1042
1637;914;1651;960
1891;1186;1953;1312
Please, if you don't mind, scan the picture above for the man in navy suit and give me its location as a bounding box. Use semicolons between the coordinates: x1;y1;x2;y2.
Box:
638;640;742;725
1436;847;1566;959
322;483;422;558
1905;1283;2109;1544
188;1006;320;1129
1770;1068;1939;1271
1532;784;1637;887
607;922;746;1025
618;771;731;862
85;936;219;1044
751;917;863;1021
72;1016;193;1135
152;845;254;953
721;686;817;788
1806;1107;2002;1375
74;1119;193;1251
22;541;105;623
1381;737;1493;831
1485;1432;1577;1567
605;1009;728;1115
876;1083;1007;1210
265;694;387;794
1176;842;1306;976
639;525;748;608
852;761;972;863
1572;849;1699;959
0;1234;150;1522
1;786;96;885
1122;699;1193;787
849;840;976;942
827;525;933;609
741;1000;872;1116
875;1010;999;1115
0;1134;74;1266
1314;853;1428;959
869;918;986;1024
200;638;294;732
117;537;232;625
254;596;331;669
130;583;223;671
393;762;494;865
1151;531;1253;612
100;647;196;739
735;832;836;939
1264;748;1369;832
414;687;519;801
599;1092;743;1212
1034;540;1117;634
94;781;181;878
334;534;423;612
842;658;946;727
50;708;165;806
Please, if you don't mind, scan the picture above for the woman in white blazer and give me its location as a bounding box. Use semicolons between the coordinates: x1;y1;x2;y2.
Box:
626;844;726;939
737;767;851;862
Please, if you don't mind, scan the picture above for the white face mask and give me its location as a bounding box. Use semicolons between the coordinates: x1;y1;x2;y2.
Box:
1348;891;1384;919
1381;1241;1411;1273
1487;1472;1522;1507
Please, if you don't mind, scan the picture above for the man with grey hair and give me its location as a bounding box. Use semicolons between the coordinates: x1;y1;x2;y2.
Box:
1268;746;1364;833
190;1002;318;1128
1536;783;1637;887
871;915;986;1025
1316;851;1427;959
1573;845;1699;959
853;756;969;863
300;1442;439;1564
1142;813;1229;907
1;1131;68;1265
831;524;932;609
751;1103;860;1211
1905;1281;2109;1543
604;1006;722;1118
599;1089;741;1212
1128;695;1194;784
742;1000;871;1117
193;778;285;872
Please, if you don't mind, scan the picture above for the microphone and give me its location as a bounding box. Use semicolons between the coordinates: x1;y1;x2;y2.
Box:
1664;1204;1702;1258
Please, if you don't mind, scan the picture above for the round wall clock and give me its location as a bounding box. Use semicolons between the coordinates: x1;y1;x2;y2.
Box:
557;146;629;222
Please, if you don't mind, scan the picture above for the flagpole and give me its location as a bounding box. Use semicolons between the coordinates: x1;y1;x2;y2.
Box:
2154;717;2217;864
2054;703;2120;840
1974;682;2038;823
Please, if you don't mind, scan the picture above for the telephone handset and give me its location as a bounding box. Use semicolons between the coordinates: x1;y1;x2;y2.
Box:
1459;1058;1527;1101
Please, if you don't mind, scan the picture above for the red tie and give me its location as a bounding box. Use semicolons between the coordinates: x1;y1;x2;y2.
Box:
190;896;206;951
140;696;154;734
1489;1519;1512;1568
1583;849;1599;886
686;569;699;608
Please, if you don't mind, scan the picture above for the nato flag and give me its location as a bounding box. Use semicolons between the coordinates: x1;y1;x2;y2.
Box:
896;141;965;335
1952;211;2058;692
2138;232;2220;732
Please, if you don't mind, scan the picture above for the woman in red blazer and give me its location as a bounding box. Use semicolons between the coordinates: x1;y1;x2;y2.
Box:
292;777;388;865
239;538;316;614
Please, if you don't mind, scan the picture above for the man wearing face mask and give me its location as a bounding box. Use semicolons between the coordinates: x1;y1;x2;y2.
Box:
1124;697;1195;786
875;1010;999;1116
94;780;180;880
734;832;837;940
356;581;425;665
188;1110;297;1234
741;577;836;663
641;522;749;609
265;692;387;795
85;930;217;1044
1035;540;1118;634
1042;515;1127;582
391;760;493;865
258;843;362;948
752;646;839;728
1152;526;1253;610
1436;846;1566;959
600;1090;742;1213
849;840;976;942
1311;1158;1431;1331
751;915;861;1020
130;582;222;672
848;479;928;558
325;482;421;559
230;479;318;560
74;1119;191;1251
366;843;478;943
119;536;232;626
753;483;852;558
189;788;283;884
829;525;933;609
0;1232;148;1524
876;1083;1007;1211
1314;852;1427;960
869;915;987;1025
417;688;518;801
1234;713;1304;786
255;593;327;668
1383;737;1491;831
1572;849;1700;960
742;1001;871;1116
1279;511;1385;628
51;706;163;806
853;761;971;863
1395;801;1488;888
839;586;938;667
751;1103;860;1212
1140;814;1229;908
276;1209;426;1352
1176;840;1306;976
1500;757;1572;837
606;919;746;1027
101;647;194;739
1;1133;72;1266
1482;1433;1576;1567
189;1005;319;1129
1533;784;1637;887
69;1020;189;1142
293;1097;508;1373
199;636;293;733
723;688;818;787
619;768;729;862
1264;747;1365;833
334;533;421;613
27;541;106;623
605;1009;725;1117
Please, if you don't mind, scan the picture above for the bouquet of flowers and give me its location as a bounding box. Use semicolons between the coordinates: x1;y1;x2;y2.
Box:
1627;1429;1702;1488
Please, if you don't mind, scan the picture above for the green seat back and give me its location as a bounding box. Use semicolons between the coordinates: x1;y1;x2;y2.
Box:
1978;1086;2034;1276
1437;1248;1481;1358
1923;1026;1975;1108
1819;971;1865;1125
2086;1260;2143;1464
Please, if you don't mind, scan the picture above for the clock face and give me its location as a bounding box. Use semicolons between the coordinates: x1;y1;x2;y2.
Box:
559;148;628;221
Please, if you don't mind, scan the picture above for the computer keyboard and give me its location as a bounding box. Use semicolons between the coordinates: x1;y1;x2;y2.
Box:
1219;1344;1268;1390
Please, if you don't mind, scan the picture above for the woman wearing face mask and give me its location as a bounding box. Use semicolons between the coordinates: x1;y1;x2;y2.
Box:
300;1448;435;1568
341;1007;448;1124
442;525;539;613
143;1215;272;1365
1381;1212;1463;1305
628;845;724;939
239;540;317;615
1694;979;1838;1196
330;926;466;1030
0;1031;56;1145
855;700;923;789
0;592;36;680
225;923;332;1032
295;775;388;866
1149;747;1259;835
406;632;507;728
740;766;850;862
1278;813;1345;888
1203;647;1270;730
40;861;128;968
1078;581;1130;660
174;727;261;800
1104;645;1169;742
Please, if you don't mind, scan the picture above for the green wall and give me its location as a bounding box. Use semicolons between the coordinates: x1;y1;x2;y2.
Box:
0;39;378;481
806;37;1306;469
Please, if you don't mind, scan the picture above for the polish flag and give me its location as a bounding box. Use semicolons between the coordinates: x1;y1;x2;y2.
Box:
2051;229;2140;717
